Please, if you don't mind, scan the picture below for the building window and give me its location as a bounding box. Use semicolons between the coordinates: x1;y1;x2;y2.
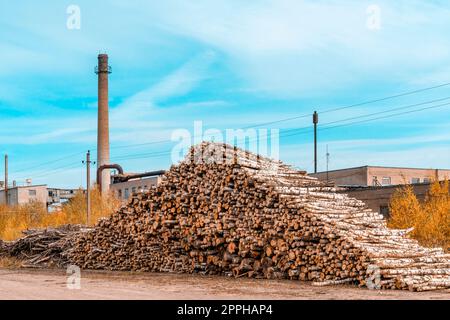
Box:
381;177;391;186
372;176;380;186
411;178;420;184
118;189;122;199
28;189;37;196
132;187;136;194
423;178;431;184
380;206;390;218
124;188;129;199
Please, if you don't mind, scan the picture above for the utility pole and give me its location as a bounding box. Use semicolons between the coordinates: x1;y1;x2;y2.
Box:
313;111;319;173
4;154;8;206
326;145;330;182
82;151;94;225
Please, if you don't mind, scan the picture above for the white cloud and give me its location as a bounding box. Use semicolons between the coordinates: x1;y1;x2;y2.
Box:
110;51;216;132
147;0;450;96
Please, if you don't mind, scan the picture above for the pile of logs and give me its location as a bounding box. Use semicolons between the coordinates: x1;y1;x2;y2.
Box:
0;239;5;255
0;225;89;268
1;142;449;291
63;142;449;291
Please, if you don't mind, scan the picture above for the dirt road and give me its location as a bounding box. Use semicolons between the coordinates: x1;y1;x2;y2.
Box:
0;268;448;300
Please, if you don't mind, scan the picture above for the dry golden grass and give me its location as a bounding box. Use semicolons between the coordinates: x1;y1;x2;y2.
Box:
388;180;450;251
0;256;22;268
0;187;120;241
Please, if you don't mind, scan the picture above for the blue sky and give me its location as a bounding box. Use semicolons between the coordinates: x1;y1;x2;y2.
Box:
1;0;450;188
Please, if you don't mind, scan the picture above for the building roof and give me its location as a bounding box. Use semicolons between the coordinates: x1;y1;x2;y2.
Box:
311;165;450;175
339;181;434;191
0;184;47;191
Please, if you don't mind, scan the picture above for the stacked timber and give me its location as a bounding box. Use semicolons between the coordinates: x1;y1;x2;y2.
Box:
0;239;5;255
1;225;89;268
63;142;449;291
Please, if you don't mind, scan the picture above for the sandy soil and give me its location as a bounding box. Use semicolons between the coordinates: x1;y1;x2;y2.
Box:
0;268;448;300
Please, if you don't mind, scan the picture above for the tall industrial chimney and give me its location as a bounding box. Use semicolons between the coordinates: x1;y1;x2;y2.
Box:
96;54;111;194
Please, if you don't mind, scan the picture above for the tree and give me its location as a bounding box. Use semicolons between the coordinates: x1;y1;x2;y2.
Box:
388;184;421;229
388;179;449;251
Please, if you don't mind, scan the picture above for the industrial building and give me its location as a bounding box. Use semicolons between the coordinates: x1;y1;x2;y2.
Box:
110;176;162;201
311;165;450;187
0;183;81;209
47;188;78;203
0;184;48;206
310;165;450;217
47;188;80;211
338;183;441;218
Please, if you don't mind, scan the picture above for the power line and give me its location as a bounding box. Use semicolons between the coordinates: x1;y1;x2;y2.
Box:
320;82;450;115
107;99;450;163
110;139;172;150
242;81;450;128
321;96;450;126
14;161;81;180
111;150;173;161
278;96;450;137
9;82;450;174
320;101;450;132
31;162;80;179
10;151;85;175
15;97;450;175
280;100;450;140
90;82;450;150
32;163;81;180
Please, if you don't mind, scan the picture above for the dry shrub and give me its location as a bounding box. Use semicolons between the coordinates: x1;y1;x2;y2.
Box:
0;187;120;241
0;201;48;241
388;180;450;251
388;184;421;229
0;256;22;268
60;187;120;225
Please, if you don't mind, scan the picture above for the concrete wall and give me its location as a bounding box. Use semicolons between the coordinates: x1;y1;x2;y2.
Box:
339;183;435;218
0;185;47;205
110;176;161;201
311;166;450;187
311;167;367;186
366;167;450;186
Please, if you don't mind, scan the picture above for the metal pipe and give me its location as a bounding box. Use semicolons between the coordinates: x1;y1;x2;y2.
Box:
117;170;166;182
97;164;124;194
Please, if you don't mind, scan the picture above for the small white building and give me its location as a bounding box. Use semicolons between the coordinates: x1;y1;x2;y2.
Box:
0;184;48;206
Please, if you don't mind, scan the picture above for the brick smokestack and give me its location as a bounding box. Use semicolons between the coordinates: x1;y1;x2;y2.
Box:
96;54;111;194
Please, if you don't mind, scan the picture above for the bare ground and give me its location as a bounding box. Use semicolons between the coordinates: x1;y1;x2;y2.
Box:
0;268;448;300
